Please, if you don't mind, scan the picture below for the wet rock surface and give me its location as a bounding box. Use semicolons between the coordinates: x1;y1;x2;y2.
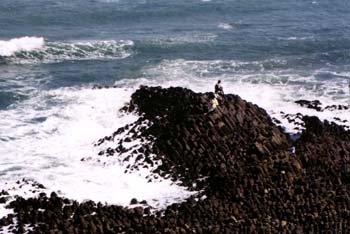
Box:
295;99;350;112
295;100;323;111
1;86;350;233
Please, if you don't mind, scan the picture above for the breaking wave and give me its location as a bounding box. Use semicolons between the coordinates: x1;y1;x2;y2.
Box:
0;87;194;209
0;36;44;57
0;37;134;64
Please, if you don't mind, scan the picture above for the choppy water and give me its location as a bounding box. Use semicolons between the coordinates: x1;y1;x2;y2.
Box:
0;0;350;210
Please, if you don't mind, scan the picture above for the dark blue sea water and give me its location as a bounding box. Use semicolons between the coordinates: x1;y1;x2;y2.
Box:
1;0;350;95
0;0;350;208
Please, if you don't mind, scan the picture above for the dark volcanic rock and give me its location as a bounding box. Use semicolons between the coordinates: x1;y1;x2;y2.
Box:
295;99;322;111
127;86;291;190
1;86;350;233
295;99;350;112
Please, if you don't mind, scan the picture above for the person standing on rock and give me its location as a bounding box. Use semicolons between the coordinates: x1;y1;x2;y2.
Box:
215;80;225;103
215;80;224;96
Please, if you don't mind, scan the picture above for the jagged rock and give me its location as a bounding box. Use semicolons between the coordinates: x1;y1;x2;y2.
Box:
0;197;7;204
325;104;349;111
1;86;350;233
295;99;322;111
130;198;138;205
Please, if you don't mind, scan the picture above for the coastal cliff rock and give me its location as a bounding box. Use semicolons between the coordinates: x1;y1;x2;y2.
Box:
124;86;291;189
1;86;350;233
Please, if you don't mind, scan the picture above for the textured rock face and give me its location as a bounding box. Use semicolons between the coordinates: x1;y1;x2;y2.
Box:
295;99;349;112
294;117;350;224
127;86;291;187
1;86;350;233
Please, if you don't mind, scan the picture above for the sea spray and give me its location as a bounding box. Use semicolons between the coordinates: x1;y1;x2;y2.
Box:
0;37;133;64
0;36;44;57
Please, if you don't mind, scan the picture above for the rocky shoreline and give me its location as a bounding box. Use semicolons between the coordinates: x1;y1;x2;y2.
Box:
1;86;350;233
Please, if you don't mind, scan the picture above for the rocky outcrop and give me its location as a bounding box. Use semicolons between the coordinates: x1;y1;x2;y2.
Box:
1;86;350;233
123;86;291;190
295;99;350;112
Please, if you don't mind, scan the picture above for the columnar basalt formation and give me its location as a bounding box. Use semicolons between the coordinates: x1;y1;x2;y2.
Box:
1;86;350;233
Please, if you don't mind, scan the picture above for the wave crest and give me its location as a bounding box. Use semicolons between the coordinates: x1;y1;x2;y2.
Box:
0;37;44;57
0;37;134;64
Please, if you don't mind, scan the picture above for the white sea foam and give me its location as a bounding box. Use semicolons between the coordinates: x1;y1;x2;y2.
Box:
0;86;195;218
41;40;134;62
218;22;233;30
1;58;350;220
139;59;350;132
0;205;13;222
151;33;217;46
277;36;315;41
0;216;33;234
1;37;134;64
0;218;18;234
0;37;44;57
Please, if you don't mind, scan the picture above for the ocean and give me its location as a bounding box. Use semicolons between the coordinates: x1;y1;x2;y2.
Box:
0;0;350;213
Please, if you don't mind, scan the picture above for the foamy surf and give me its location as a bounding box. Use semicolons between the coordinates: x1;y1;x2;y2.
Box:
0;37;134;64
139;59;350;133
0;37;44;57
0;86;195;219
149;33;217;46
1;57;349;220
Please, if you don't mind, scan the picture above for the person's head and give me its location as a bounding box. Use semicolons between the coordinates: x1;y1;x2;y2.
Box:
217;80;221;84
